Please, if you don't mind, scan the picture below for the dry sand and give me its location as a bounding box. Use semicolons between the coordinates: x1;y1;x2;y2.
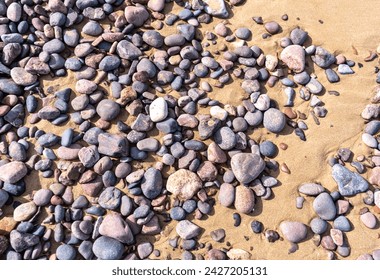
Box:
1;0;380;259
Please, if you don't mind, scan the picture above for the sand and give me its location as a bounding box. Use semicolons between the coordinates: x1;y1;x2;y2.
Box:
1;0;380;259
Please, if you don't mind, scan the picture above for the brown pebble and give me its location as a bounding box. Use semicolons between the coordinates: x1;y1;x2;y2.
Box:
262;33;271;39
328;90;340;96
279;143;288;150
373;205;380;214
283;107;297;119
280;163;290;174
281;14;288;21
297;111;307;120
312;234;321;246
318;19;324;24
359;207;369;215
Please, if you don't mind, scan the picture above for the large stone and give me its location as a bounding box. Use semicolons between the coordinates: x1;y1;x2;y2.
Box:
280;45;306;73
332;164;369;196
0;161;27;184
166;169;202;200
9;230;39;252
230;153;265;184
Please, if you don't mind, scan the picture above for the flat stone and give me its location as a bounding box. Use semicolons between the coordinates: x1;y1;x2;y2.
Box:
280;221;308;243
13;202;37;222
332;164;369;196
298;183;325;196
166;169;202;200
231;153;265;184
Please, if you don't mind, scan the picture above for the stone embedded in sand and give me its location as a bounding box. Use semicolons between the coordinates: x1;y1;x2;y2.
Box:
13;202;37;222
280;45;306;73
332;164;369;196
226;248;251;260
234;185;255;214
124;6;149;27
231;153;265;184
166;169;202;200
176;220;201;240
298;183;325;196
313;192;336;221
203;0;229;18
280;221;308;243
0;161;27;184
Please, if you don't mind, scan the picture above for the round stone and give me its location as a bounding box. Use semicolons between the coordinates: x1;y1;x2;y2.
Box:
96;99;120;121
310;217;328;234
263;108;286;133
56;244;77;260
313;192;337;221
231;153;265;184
214;127;236;150
170;207;186;221
264;21;281;34
234;185;255;214
166;169;202;200
279;221;307;243
360;212;377;229
93;236;124;260
259;141;278;158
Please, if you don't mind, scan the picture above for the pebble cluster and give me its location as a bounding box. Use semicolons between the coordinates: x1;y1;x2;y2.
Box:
0;0;379;260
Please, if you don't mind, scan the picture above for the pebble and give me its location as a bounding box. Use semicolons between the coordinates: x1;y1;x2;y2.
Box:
210;229;226;242
280;45;305;73
93;236;124;260
298;183;325;196
214;127;236;150
125;6;149;27
13;201;37;222
10;68;37;86
333;216;351;232
149;97;168;122
234;185;255;214
99;213;134;244
203;0;229;18
312;46;336;68
264;21;281;34
313;192;337;220
137;242;153;259
0;161;27;184
170;207;186;221
360;212;377;229
332;164;369;196
310;217;328;234
218;183;235;207
9;230;39;253
280;221;308;243
259;141;278;158
33;189;53;207
141;167;162;200
235;28;251;40
290;27;308;45
98;187;122;210
263;108;286;133
231;153;265;184
166;169;202;200
338;64;354;74
251;220;263;233
56;244;77;260
176;220;201;240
